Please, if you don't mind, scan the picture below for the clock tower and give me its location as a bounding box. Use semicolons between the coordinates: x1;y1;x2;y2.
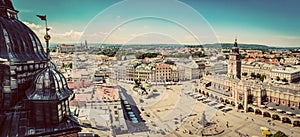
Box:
228;38;241;79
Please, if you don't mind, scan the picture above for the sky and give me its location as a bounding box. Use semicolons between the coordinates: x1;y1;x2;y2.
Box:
12;0;300;47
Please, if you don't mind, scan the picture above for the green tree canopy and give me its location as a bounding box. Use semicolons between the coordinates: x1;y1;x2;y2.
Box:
259;74;266;82
136;52;158;59
134;79;141;87
282;78;288;82
251;72;256;78
274;130;288;137
276;76;280;81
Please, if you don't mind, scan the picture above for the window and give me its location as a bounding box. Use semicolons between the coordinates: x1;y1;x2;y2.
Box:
35;64;39;69
3;28;14;59
58;103;63;122
35;104;44;123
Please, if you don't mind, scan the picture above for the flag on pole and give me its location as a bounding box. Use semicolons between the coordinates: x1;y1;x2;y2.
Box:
36;15;46;20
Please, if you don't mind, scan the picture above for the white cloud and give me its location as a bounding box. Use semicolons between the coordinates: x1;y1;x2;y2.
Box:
51;30;83;43
23;21;42;29
22;21;84;43
54;30;83;38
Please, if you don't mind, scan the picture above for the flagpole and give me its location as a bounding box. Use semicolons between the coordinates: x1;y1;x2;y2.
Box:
45;18;48;35
37;15;51;65
45;18;50;61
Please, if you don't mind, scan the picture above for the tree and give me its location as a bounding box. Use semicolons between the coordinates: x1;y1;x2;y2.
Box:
63;62;72;69
250;73;256;78
276;76;280;81
275;56;283;61
136;52;158;59
96;47;119;57
256;73;261;79
242;72;248;76
191;51;206;58
134;79;141;87
282;78;288;82
240;54;246;59
260;75;266;82
274;130;288;137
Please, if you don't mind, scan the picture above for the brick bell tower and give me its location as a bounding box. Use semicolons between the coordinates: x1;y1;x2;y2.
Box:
228;38;241;79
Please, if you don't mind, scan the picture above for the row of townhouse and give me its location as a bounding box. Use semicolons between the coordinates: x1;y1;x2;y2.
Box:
242;61;300;83
110;59;201;83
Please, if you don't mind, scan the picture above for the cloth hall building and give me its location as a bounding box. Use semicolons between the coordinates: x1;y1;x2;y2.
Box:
200;39;300;127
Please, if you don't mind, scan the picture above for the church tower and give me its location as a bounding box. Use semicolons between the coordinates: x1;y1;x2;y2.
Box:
227;38;241;79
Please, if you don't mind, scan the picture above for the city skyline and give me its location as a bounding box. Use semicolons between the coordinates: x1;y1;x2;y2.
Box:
14;0;300;47
1;1;300;136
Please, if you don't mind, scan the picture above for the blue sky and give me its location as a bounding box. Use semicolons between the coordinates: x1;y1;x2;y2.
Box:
13;0;300;46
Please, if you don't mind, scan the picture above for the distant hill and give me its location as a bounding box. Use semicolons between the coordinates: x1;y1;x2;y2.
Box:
220;43;271;50
203;43;300;50
49;43;299;50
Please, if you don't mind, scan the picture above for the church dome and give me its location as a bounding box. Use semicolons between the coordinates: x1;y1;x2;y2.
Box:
0;0;47;62
26;65;73;101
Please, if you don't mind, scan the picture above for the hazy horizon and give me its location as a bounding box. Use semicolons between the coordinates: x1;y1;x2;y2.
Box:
16;0;300;47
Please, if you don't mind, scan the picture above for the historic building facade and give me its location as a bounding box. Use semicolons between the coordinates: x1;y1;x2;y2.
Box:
242;61;300;83
200;38;300;126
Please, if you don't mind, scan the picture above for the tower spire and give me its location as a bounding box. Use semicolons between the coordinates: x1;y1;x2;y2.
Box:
234;37;237;47
228;37;241;79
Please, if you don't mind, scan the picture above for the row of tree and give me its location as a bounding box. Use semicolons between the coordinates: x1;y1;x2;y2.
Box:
191;51;206;58
243;72;288;82
275;76;288;82
96;47;119;57
242;72;267;82
136;52;159;59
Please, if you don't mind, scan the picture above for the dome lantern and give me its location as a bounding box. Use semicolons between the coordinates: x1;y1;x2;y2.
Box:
0;0;18;19
26;65;73;101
